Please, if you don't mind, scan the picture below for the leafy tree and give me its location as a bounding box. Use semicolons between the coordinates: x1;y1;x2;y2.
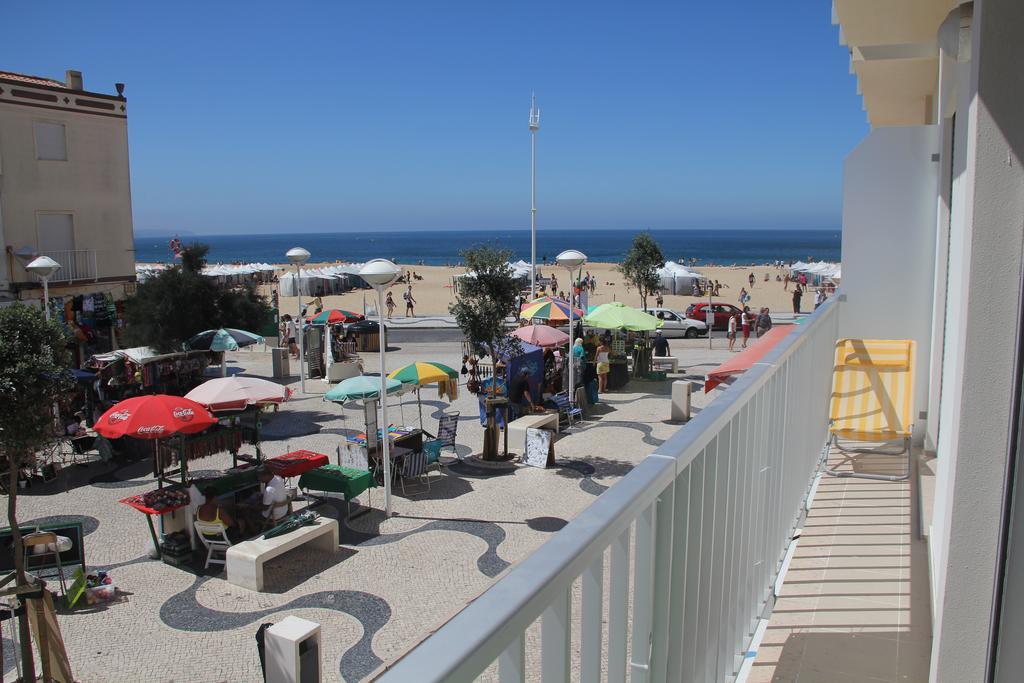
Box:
0;304;73;680
123;243;272;352
450;245;521;459
619;232;665;310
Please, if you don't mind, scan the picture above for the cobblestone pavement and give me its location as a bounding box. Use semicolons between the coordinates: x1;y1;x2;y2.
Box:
4;339;732;682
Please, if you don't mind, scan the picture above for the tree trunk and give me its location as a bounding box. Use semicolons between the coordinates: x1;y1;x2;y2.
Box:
8;460;36;682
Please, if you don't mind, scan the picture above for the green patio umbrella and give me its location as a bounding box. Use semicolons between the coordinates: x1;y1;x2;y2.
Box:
583;301;664;331
324;375;404;403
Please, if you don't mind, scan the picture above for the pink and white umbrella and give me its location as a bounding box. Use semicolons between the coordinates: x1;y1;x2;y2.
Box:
509;324;570;349
185;376;292;412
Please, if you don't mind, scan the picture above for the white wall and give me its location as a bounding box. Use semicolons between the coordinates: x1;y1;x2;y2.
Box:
839;124;939;439
0;93;134;284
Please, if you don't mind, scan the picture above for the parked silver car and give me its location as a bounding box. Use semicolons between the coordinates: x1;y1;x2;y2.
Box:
643;308;708;338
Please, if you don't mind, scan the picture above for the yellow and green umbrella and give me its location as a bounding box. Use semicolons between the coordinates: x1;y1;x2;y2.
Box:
388;361;459;386
519;296;585;322
388;361;460;428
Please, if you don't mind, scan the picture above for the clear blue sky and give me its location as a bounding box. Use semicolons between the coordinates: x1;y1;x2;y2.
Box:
4;1;865;234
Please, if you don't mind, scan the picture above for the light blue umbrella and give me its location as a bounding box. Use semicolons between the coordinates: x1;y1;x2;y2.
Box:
186;328;264;351
325;375;404;403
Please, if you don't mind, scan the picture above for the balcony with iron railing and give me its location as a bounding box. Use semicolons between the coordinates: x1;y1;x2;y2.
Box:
38;249;98;283
379;298;845;681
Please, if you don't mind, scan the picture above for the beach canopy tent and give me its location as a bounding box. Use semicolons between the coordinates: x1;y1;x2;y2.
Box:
656;261;703;294
704;324;795;392
584;302;663;331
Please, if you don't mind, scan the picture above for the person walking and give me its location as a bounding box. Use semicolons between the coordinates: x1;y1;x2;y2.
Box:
282;314;299;359
656;291;664;308
385;291;396;319
652;329;670;357
783;273;790;290
403;286;416;317
741;306;752;348
748;272;755;288
755;307;772;338
792;285;803;314
595;339;611;393
815;287;827;310
727;312;738;352
311;295;323;315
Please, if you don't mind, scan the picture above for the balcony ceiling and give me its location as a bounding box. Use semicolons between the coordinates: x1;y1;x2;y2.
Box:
833;0;959;127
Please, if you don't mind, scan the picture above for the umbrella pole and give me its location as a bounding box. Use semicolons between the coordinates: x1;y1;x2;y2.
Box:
418;387;423;431
221;354;227;377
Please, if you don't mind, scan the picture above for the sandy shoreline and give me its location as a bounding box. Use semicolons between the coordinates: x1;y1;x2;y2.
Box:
258;261;816;319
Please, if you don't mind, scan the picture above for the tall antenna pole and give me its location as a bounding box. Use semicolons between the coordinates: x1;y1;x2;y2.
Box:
529;93;540;300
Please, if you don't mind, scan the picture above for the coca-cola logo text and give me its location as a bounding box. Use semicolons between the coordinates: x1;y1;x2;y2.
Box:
107;410;131;424
172;407;195;422
136;425;166;435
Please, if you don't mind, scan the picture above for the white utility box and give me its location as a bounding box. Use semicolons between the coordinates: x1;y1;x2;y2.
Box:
671;380;691;422
265;616;322;683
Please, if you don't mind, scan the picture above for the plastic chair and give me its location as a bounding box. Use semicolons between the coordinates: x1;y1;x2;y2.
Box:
825;339;915;481
194;520;232;570
23;531;69;596
422;411;461;463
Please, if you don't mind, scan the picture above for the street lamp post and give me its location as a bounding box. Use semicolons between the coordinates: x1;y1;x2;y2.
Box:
286;247;311;394
359;258;402;518
26;256;61;321
529;95;540;300
556;249;587;415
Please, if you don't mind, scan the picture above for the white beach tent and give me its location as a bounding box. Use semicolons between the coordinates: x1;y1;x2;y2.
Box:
656;261;702;294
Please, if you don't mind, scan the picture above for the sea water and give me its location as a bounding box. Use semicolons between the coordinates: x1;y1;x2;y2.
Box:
134;228;841;266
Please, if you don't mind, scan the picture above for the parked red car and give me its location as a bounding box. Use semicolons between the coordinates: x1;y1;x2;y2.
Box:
685;302;744;331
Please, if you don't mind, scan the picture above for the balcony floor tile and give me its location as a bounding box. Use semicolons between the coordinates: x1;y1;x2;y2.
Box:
747;449;931;682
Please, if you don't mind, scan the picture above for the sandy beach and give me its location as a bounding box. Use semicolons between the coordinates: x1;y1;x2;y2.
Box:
267;261;809;320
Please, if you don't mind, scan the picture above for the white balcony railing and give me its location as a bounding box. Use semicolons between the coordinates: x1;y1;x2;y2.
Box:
380;297;841;682
39;249;98;283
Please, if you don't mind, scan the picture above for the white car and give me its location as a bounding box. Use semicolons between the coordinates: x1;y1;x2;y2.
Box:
643;307;708;338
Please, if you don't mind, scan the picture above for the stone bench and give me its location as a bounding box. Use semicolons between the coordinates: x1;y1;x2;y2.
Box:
651;356;680;373
226;517;339;592
506;412;560;454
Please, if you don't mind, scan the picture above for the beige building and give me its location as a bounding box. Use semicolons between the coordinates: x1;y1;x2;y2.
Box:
0;68;135;305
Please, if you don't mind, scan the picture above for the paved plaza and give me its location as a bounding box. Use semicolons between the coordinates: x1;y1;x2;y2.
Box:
4;338;733;682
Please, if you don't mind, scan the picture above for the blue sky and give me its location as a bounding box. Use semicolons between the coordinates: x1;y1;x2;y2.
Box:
4;2;865;234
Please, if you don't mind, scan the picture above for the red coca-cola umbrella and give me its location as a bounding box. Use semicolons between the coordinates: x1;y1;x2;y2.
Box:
95;394;217;439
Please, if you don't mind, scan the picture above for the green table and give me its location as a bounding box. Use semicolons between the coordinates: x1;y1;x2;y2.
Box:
299;466;376;517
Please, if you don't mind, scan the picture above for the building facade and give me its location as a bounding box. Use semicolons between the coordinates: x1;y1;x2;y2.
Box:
0;69;135;299
0;68;135;352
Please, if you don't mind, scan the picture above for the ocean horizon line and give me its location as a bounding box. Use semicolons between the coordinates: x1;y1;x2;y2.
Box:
135;226;841;240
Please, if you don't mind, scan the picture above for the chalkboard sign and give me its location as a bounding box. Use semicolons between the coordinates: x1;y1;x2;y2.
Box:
523;428;553;469
0;521;86;573
338;442;368;470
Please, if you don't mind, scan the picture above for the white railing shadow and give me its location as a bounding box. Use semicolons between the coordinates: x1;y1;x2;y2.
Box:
380;298;841;683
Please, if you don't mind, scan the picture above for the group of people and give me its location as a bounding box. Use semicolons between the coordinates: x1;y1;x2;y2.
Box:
195;466;291;543
726;306;773;351
384;285;417;318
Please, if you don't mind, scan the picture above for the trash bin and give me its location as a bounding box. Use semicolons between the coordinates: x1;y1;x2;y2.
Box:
671;380;691;422
272;347;290;379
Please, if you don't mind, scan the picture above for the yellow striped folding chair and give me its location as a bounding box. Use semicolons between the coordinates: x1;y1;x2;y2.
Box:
825;339;915;481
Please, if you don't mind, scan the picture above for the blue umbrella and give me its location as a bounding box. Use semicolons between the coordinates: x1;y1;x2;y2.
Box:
186;328;264;351
325;375;404;403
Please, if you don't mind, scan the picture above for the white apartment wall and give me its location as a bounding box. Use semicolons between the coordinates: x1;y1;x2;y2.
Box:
0;98;134;284
839;124;939;440
929;0;1024;678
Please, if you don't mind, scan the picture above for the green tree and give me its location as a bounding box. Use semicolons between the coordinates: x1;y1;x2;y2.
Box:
619;231;665;309
450;245;521;459
123;243;272;352
0;304;73;680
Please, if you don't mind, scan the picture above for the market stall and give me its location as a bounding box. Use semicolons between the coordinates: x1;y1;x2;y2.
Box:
87;346;211;404
583;302;664;387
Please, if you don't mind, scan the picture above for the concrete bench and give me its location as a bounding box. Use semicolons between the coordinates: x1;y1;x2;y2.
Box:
226;517;339;592
651;356;680;373
507;412;560;453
